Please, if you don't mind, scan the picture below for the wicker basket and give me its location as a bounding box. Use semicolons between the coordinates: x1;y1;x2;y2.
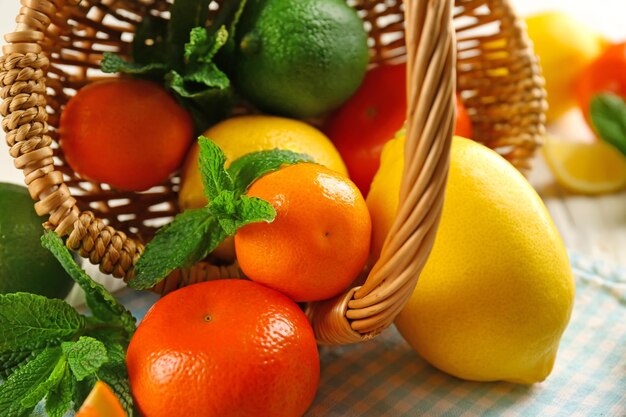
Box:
1;0;545;345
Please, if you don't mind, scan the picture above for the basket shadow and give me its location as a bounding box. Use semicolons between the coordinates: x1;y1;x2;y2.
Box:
307;326;537;417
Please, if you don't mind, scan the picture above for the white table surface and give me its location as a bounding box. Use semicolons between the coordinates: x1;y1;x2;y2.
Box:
1;0;625;280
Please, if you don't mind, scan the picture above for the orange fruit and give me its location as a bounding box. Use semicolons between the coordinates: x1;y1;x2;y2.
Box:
59;79;193;191
75;381;127;417
235;163;371;302
126;279;320;417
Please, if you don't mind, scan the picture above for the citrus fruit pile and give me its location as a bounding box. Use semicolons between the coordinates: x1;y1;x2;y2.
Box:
525;12;626;194
0;1;580;416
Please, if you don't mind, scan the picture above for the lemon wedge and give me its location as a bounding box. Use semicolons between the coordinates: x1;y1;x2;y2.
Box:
543;138;626;195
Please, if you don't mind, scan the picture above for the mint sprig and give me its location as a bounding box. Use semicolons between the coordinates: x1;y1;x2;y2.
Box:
590;93;626;157
0;233;139;416
130;137;312;290
101;0;248;132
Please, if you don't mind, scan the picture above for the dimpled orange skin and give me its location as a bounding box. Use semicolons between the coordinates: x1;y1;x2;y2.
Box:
126;279;320;417
235;163;371;302
59;79;193;191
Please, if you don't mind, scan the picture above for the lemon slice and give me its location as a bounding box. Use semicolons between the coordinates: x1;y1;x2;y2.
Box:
543;138;626;195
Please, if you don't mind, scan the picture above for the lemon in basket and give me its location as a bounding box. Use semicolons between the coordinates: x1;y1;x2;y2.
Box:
179;115;347;210
0;183;74;299
234;0;369;118
369;137;575;384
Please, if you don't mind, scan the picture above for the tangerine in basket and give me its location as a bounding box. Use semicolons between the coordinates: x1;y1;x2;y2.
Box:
235;163;371;302
59;79;193;191
126;279;319;417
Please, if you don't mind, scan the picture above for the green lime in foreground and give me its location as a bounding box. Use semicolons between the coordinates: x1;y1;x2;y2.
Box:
235;0;369;118
0;182;74;299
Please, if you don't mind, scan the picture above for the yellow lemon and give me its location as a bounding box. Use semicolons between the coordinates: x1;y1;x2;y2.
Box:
179;115;348;210
369;136;575;384
525;12;607;122
543;137;626;195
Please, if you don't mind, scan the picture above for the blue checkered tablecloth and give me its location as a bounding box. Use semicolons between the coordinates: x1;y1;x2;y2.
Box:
116;253;626;416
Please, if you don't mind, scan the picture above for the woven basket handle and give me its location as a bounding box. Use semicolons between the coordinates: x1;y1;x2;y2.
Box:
306;0;456;344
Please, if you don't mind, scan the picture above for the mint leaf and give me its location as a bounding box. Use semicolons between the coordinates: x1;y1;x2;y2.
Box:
97;348;135;417
185;26;228;64
0;293;85;353
211;0;248;72
167;0;211;67
101;52;168;76
61;337;108;382
20;355;66;408
0;347;62;417
228;149;314;194
210;193;275;235
166;69;233;131
45;367;74;417
0;350;40;379
590;93;626;157
131;208;222;290
41;232;136;338
198;136;235;200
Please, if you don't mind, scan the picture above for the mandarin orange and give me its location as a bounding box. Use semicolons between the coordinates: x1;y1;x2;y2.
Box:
126;279;320;417
235;163;371;302
59;79;193;191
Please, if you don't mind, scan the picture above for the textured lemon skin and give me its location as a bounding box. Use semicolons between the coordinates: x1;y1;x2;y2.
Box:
179;115;348;210
369;136;575;384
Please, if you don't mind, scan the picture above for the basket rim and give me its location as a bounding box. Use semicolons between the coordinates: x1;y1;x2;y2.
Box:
0;0;546;345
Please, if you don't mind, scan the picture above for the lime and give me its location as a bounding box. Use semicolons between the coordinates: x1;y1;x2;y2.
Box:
0;182;74;298
235;0;369;118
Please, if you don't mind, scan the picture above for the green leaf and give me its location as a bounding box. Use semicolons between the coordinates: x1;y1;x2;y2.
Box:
0;293;85;354
45;367;74;417
590;93;626;157
228;149;314;194
0;350;40;379
0;347;63;417
61;337;108;382
167;0;212;66
198;136;235;200
41;232;136;338
131;208;224;290
185;26;229;65
73;375;97;409
20;355;66;408
97;360;135;416
101;52;168;76
166;71;234;131
210;193;276;235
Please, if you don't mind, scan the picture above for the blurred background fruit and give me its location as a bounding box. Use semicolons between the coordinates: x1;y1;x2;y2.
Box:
179;115;347;211
369;137;575;383
526;12;607;122
59;79;193;191
235;163;371;302
325;62;473;196
126;279;319;417
542;136;626;194
0;182;74;299
576;41;626;122
235;0;369;118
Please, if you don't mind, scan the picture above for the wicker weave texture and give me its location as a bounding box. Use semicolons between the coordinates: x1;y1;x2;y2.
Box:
1;0;546;345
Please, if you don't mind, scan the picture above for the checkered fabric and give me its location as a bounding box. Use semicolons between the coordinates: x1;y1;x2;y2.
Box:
117;252;626;417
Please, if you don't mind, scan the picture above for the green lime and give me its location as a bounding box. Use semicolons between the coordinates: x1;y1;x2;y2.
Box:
0;182;74;299
235;0;369;118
